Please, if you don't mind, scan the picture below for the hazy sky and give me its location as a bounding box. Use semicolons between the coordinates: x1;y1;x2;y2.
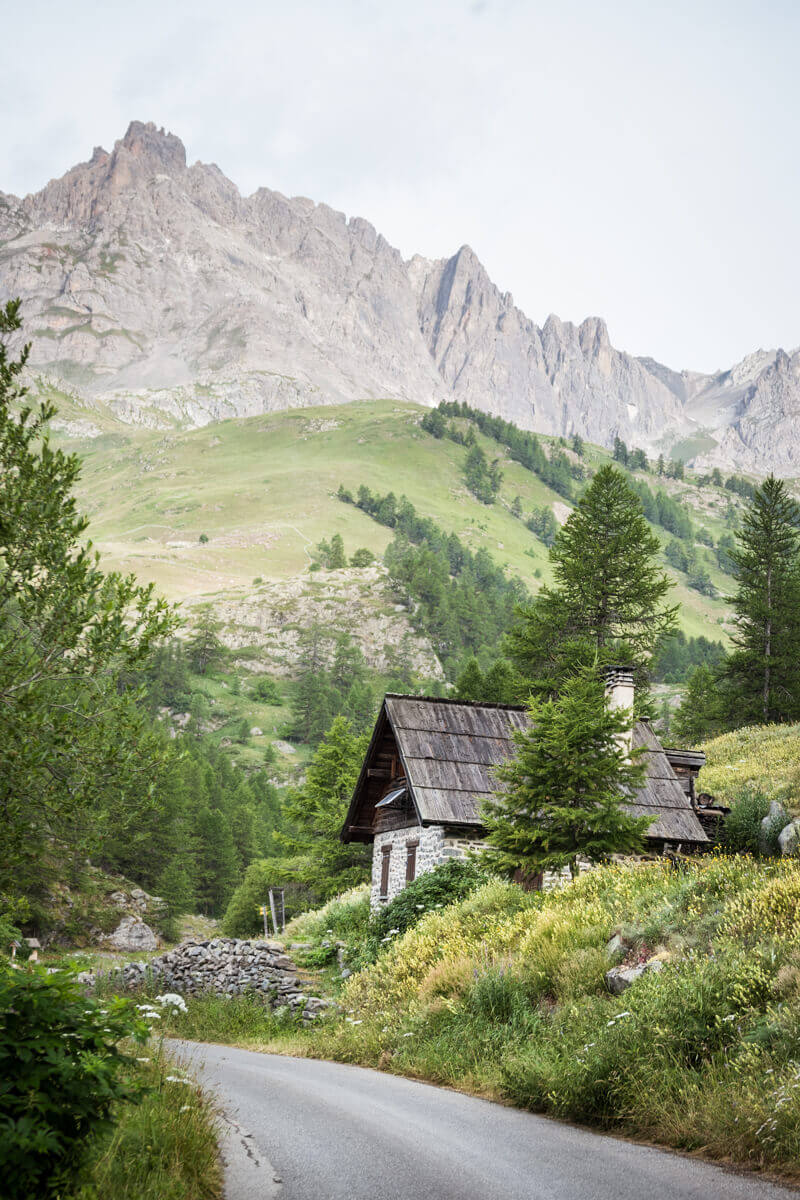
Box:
3;0;798;371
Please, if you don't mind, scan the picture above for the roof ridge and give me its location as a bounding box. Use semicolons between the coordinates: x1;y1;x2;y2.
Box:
384;692;527;712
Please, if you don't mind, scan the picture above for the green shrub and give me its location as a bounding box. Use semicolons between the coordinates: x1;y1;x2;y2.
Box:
251;676;282;704
721;788;771;854
344;859;496;969
0;966;146;1199
222;857;318;936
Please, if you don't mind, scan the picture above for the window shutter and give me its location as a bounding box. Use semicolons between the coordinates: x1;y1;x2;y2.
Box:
405;840;418;882
379;845;391;899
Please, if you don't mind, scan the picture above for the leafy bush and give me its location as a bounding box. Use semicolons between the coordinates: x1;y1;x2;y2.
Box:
222;857;317;936
720;788;770;855
0;966;146;1199
371;858;492;945
251;675;282;704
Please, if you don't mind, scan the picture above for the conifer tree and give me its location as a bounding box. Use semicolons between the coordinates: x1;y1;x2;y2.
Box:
508;465;677;698
722;476;800;725
671;664;724;745
278;716;370;898
482;667;649;879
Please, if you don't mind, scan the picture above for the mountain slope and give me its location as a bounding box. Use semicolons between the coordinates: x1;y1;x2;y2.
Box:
1;120;798;472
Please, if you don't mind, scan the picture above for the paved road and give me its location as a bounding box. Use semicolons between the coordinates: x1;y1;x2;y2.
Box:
172;1041;798;1200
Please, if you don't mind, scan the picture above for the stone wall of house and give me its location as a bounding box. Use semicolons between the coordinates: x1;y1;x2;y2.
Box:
370;825;484;908
370;825;594;909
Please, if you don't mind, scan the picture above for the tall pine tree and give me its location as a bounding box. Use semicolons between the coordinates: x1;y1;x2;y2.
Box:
722;476;800;725
482;667;649;879
507;465;677;700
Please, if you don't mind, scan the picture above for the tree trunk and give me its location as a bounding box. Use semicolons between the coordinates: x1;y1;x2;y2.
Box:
763;565;772;722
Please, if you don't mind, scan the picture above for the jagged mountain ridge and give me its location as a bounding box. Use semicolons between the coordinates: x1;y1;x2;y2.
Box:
0;120;797;472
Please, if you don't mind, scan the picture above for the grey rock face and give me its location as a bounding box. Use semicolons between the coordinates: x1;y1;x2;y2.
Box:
1;120;797;471
759;800;790;855
106;915;159;951
605;958;664;995
778;818;800;856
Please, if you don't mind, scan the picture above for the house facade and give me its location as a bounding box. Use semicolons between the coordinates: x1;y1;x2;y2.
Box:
341;680;709;910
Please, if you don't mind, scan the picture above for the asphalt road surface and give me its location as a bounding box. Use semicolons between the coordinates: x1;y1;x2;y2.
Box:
171;1041;798;1200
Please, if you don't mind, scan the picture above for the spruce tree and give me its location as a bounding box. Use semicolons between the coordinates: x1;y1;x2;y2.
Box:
508;465;677;698
278;716;370;898
722;476;800;725
482;667;649;879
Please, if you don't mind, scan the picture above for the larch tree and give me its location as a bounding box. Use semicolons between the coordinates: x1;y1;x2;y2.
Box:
0;300;177;904
722;476;800;725
507;465;677;701
482;667;649;880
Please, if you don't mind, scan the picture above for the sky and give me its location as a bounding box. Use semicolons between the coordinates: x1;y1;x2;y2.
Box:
3;0;799;372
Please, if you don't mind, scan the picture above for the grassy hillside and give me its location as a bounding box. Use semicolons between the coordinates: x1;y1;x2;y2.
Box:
162;857;800;1180
698;724;800;814
54;396;737;645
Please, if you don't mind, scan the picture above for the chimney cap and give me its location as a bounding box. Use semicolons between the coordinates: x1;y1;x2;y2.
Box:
603;664;635;684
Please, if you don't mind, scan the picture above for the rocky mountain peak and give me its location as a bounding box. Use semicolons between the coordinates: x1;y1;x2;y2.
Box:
118;121;187;174
2;121;798;474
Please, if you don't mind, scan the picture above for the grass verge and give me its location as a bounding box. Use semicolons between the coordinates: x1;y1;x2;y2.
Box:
68;1043;222;1200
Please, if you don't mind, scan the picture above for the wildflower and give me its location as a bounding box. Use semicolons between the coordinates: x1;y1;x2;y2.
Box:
613;1011;631;1019
165;1076;191;1084
402;1032;414;1037
136;1057;151;1063
179;1105;191;1112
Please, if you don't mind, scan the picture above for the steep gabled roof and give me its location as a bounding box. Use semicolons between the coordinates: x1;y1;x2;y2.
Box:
342;694;708;845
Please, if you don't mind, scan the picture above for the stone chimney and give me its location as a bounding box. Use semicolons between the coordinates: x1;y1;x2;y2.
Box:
604;665;635;750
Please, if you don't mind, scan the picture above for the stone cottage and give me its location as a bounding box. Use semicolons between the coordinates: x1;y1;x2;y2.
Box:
341;675;709;909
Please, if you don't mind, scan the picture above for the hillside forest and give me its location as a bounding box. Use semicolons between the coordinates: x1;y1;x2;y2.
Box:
2;297;800;947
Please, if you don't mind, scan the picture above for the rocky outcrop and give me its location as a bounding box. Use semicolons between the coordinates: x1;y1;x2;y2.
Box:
105;915;159;952
2;120;798;471
82;936;332;1021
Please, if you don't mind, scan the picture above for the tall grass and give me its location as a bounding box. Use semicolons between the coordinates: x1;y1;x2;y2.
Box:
69;1044;222;1200
309;857;800;1178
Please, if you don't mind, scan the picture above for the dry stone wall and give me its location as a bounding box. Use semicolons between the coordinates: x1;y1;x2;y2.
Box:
82;937;332;1022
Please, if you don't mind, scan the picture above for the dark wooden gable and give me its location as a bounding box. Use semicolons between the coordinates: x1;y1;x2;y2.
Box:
340;701;422;843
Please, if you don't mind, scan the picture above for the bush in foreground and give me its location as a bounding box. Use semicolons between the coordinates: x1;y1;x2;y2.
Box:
0;966;147;1199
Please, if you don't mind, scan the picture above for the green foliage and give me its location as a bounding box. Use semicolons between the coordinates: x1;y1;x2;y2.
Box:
286;629;377;743
721;476;800;726
671;664;725;745
222;857;318;935
251;675;282;704
483;667;649;878
349;546;375;567
720;789;771;855
463;444;502;504
526;505;558;546
651;631;726;684
508;465;677;698
0;966;146;1199
343;484;529;677
278;716;371;900
432;401;577;498
315;532;347;569
370;859;491;950
198;532;209;544
70;1044;222;1200
185;609;225;675
0;300;178;912
454;657;521;703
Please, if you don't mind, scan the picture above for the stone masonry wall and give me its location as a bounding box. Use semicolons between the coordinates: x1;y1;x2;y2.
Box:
370;825;484;909
370;827;592;909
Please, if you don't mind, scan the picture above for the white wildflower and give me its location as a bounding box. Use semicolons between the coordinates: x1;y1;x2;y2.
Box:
179;1105;191;1112
165;1076;191;1085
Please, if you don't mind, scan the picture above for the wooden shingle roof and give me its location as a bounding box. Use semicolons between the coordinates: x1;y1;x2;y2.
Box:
342;694;708;846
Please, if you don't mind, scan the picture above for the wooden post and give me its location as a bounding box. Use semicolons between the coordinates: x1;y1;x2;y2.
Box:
261;904;268;939
278;888;286;933
268;889;279;938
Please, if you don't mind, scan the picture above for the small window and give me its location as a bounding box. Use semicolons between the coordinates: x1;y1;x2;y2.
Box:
379;844;391;899
405;840;418;883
